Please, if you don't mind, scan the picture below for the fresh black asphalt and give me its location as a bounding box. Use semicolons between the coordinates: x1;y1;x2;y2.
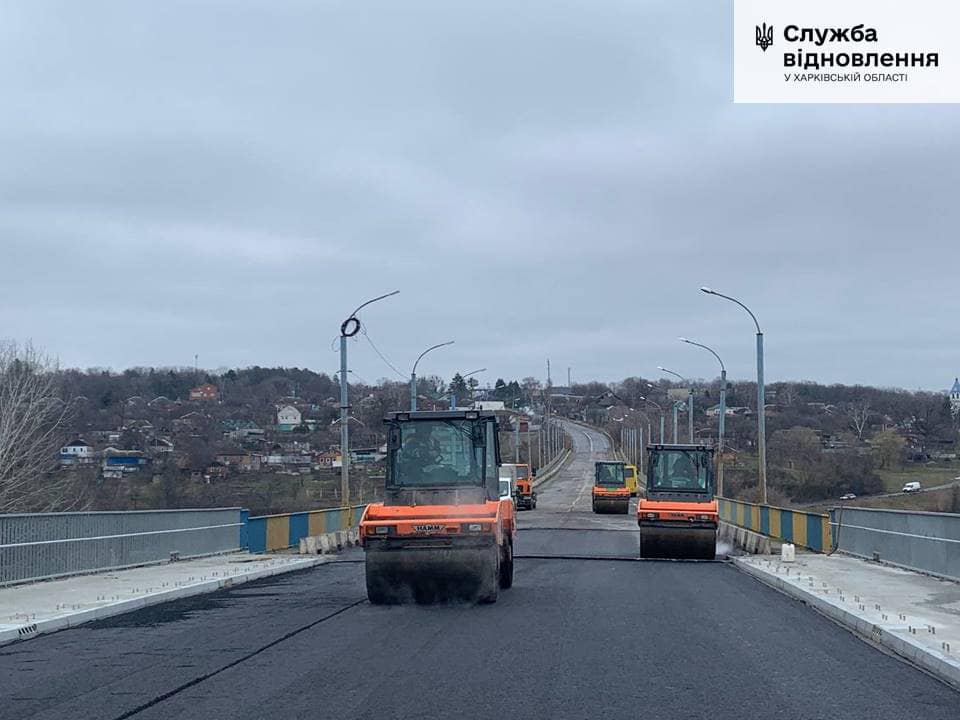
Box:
0;425;957;719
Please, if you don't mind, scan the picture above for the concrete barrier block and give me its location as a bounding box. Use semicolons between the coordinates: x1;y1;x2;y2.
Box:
304;536;318;555
348;528;360;546
298;538;308;555
722;522;775;555
335;530;348;549
319;534;334;554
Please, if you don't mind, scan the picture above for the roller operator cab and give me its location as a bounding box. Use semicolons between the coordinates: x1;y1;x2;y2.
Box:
638;444;717;560
592;461;631;514
359;411;515;604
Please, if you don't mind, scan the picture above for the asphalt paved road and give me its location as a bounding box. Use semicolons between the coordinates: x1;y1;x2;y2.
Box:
1;422;957;719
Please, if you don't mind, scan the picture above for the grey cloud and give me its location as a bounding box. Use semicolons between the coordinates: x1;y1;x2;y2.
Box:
1;1;958;390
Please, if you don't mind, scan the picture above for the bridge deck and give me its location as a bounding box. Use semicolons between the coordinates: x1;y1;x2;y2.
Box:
0;422;957;719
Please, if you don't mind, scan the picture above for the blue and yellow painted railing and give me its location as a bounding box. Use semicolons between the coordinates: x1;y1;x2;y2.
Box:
717;498;833;553
245;505;366;554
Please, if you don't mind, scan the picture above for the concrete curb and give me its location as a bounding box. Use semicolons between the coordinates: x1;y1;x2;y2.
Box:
0;556;327;648
733;557;960;691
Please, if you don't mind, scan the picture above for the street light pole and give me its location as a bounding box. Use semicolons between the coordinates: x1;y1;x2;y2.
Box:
659;366;694;444
701;287;766;503
339;290;399;507
410;341;455;411
638;395;665;444
680;337;727;497
449;367;486;410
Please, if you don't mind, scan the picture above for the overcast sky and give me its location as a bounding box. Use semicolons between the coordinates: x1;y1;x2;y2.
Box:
2;1;958;391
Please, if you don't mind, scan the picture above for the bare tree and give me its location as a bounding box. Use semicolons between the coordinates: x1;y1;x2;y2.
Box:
0;341;75;512
842;399;871;441
779;384;800;407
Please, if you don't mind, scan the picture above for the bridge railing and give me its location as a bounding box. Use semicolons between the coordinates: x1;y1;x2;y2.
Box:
0;508;245;586
245;505;366;553
829;506;960;581
718;498;833;553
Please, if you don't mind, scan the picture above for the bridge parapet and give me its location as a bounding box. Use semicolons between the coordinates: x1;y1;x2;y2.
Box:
0;508;244;586
245;505;366;554
829;506;960;582
719;498;832;553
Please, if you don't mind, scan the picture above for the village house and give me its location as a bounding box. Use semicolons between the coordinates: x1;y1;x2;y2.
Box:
59;439;94;466
350;447;386;464
276;405;303;432
221;419;265;442
215;451;262;473
188;384;219;402
101;447;150;475
315;450;342;469
706;405;752;417
148;437;175;454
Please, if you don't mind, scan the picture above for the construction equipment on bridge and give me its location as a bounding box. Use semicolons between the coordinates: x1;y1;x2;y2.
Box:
637;444;717;560
503;462;537;510
359;410;515;604
592;461;631;514
624;463;639;496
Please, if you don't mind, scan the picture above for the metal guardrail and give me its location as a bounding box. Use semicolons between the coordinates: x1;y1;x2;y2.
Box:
829;506;960;581
719;498;833;553
246;505;366;553
0;509;244;586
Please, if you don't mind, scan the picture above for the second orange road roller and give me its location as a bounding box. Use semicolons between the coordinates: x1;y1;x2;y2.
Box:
637;443;718;559
592;461;631;514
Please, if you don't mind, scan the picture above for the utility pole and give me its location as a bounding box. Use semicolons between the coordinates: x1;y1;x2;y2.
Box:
538;426;543;468
701;288;766;503
339;290;398;508
515;420;520;463
679;337;727;496
660;366;693;444
639;427;644;476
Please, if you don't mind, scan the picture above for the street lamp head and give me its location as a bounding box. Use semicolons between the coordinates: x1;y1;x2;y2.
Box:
700;286;715;295
678;337;689;343
656;366;666;371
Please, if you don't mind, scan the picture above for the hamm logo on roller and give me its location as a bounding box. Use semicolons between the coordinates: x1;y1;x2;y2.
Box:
414;524;445;532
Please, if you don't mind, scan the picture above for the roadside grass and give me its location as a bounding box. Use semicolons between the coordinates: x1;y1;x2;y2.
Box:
875;464;959;494
798;463;960;515
853;485;960;513
804;485;960;515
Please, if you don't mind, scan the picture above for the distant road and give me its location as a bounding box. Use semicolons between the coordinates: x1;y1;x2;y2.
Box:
795;477;960;509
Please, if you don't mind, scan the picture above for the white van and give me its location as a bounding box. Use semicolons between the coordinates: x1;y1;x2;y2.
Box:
499;465;517;500
901;481;921;493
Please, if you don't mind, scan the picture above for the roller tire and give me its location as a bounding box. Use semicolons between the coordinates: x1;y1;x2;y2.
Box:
365;559;400;605
499;541;514;589
477;547;500;604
